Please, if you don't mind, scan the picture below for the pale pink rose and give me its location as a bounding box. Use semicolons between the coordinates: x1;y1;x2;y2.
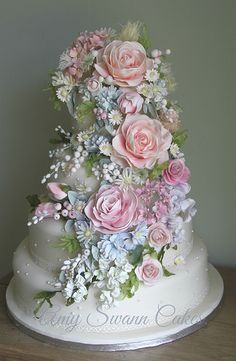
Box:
84;184;139;234
148;222;172;250
47;182;67;201
163;159;190;185
94;40;154;87
35;202;56;218
111;113;172;169
86;76;101;93
117;91;144;114
135;255;163;285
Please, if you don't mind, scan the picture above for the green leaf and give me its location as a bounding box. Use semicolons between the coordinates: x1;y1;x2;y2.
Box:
53;234;81;255
60;184;71;193
26;194;41;210
120;270;140;299
138;23;151;50
45;84;62;111
83;153;104;176
157;246;166;263
172;129;188;147
128;244;143;266
162;265;175;277
75;100;96;123
66;297;75;306
148;161;169;181
33;290;57;318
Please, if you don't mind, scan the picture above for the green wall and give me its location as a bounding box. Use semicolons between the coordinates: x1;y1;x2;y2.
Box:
0;0;235;277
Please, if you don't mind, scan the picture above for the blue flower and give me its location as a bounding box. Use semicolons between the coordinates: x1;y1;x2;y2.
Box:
123;223;148;251
98;233;127;262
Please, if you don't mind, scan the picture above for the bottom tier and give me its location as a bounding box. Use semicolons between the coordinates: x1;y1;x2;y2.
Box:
5;234;224;350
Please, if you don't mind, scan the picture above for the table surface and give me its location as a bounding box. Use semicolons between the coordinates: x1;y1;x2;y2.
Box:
0;267;235;361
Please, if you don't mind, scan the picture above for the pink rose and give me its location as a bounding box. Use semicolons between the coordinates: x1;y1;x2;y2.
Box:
35;202;56;218
163;159;190;185
86;76;101;93
47;182;67;201
94;40;154;87
118;91;144;114
135;255;163;285
84;184;139;234
111;113;172;169
148;222;172;250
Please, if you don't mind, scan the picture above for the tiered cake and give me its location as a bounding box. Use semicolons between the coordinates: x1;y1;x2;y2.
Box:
6;21;223;350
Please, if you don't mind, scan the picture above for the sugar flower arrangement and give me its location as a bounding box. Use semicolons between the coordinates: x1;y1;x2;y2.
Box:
27;21;196;315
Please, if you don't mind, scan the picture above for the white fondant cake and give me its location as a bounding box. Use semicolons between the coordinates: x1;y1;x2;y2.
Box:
6;21;223;350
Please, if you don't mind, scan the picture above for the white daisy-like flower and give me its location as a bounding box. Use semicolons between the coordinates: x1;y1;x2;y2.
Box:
108;110;123;125
99;142;113;156
137;83;154;98
56;86;72;102
170;143;180;158
174;255;186;266
52;71;75;87
76;222;94;243
145;68;160;82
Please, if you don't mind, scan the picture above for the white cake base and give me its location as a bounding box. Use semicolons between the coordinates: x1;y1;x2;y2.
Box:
6;264;223;351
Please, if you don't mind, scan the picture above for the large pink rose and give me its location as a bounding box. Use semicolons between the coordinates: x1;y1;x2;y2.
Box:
84;184;139;234
162;159;190;185
135;255;163;285
94;40;154;87
35;202;56;218
148;222;172;250
111;113;172;169
117;91;143;114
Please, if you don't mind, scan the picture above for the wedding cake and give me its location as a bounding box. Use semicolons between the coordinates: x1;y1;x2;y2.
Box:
6;21;224;350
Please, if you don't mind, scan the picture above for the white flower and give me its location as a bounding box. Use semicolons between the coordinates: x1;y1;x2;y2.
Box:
115;167;133;187
145;69;159;82
56;86;72;102
137;83;154;98
170;143;180;158
174;255;186;265
76;222;94;243
59;51;73;70
52;71;75;87
99;142;113;156
108;110;123;125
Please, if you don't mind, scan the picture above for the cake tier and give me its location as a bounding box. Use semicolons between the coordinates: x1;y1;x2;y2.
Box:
11;231;209;334
28;218;194;272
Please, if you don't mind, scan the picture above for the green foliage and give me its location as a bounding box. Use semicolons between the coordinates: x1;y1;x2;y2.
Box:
33;291;57;318
172;129;188;147
54;234;81;255
75;100;96;123
128;244;144;266
138;23;151;50
45;84;62;111
66;297;75;306
83;153;104;176
148;161;169;181
120;270;140;299
26;194;41;211
162;265;175;277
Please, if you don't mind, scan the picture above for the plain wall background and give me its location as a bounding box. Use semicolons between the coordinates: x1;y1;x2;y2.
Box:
0;0;235;278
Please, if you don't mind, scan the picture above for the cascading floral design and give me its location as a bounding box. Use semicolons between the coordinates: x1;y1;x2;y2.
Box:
27;21;197;314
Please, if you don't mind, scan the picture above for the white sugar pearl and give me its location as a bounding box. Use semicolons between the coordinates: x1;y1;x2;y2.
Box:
166;49;171;55
77;145;83;152
61;209;68;217
55;203;62;211
65;155;71;161
71;167;77;173
74;151;80;158
108;163;114;171
82;150;88;157
54;214;60;220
